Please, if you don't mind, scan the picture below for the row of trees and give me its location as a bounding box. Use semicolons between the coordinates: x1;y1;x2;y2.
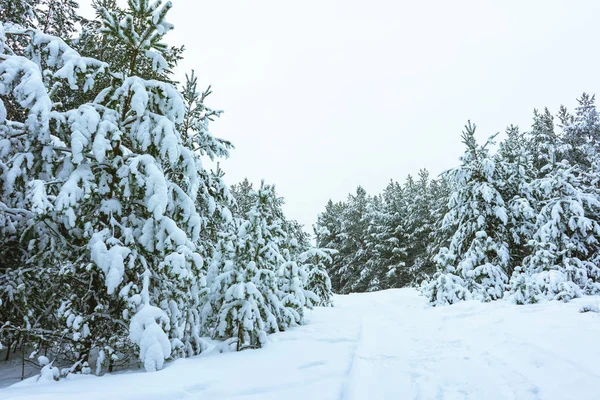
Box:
315;173;440;293
0;0;332;377
317;95;600;306
316;171;448;294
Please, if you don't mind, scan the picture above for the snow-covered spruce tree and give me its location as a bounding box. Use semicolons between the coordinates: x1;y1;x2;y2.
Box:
299;243;336;307
0;0;231;373
425;122;510;304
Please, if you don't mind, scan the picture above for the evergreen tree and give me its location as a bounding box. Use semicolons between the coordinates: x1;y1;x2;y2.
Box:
509;97;600;303
209;224;278;351
508;161;600;303
528;108;559;175
376;180;409;288
404;170;436;283
316;199;346;292
497;125;537;274
559;93;600;169
336;186;372;294
427;123;510;303
300;243;336;307
36;0;80;37
0;0;229;372
425;176;453;277
230;178;255;216
209;182;312;349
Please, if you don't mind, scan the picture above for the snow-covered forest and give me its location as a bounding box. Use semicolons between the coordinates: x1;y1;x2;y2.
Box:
2;0;600;398
317;101;600;306
0;0;332;379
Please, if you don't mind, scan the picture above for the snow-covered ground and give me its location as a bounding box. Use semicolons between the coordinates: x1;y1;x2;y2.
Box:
2;288;600;400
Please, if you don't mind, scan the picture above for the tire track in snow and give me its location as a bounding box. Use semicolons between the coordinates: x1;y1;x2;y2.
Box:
338;317;364;400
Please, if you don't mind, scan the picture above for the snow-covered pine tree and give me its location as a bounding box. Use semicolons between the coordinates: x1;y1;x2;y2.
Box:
509;161;600;303
0;0;232;372
0;0;80;55
209;223;277;351
505;109;559;304
357;194;386;292
0;0;38;29
281;219;311;259
211;182;305;349
336;186;372;294
509;96;600;303
559;93;600;170
425;176;453;278
496;125;537;274
179;69;234;264
404;170;436;284
299;243;336;307
419;260;470;306
230;177;256;216
35;0;81;38
0;17;113;368
315;199;346;292
426;122;510;304
375;180;409;288
278;257;315;324
527;107;560;175
278;221;316;322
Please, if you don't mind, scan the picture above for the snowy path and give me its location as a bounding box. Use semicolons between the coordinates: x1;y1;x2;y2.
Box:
3;289;600;400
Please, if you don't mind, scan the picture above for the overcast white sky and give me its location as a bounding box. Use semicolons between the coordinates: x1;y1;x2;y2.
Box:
82;0;600;231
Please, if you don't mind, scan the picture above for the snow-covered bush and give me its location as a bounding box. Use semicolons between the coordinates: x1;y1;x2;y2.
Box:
507;269;583;304
38;362;61;383
420;271;470;306
129;305;172;372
